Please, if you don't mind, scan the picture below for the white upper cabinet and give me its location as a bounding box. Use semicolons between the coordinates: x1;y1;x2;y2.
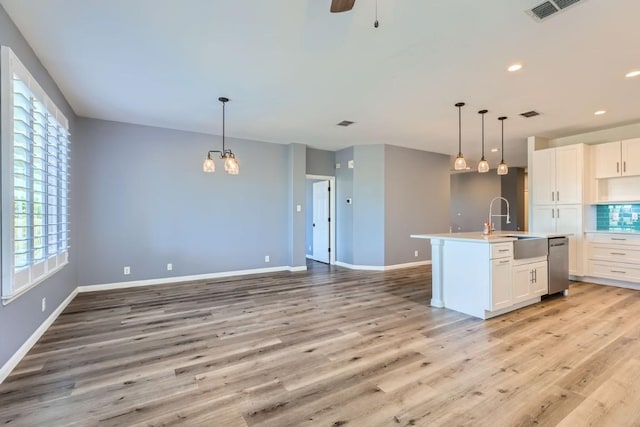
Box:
594;138;640;178
532;144;584;205
622;138;640;176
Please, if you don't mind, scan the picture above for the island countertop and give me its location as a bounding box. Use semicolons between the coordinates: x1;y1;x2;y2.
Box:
410;231;571;243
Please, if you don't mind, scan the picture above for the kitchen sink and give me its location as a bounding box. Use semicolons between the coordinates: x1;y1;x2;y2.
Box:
509;236;548;259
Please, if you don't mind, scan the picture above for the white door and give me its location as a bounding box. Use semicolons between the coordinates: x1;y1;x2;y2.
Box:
312;180;330;263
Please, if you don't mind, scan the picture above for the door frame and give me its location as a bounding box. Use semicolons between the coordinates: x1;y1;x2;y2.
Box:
306;174;336;265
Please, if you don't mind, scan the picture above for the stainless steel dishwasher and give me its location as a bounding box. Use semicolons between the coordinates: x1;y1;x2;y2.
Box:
548;237;569;295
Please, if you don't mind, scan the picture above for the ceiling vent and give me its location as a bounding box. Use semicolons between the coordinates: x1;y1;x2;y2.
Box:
337;120;355;126
527;0;585;22
520;110;540;118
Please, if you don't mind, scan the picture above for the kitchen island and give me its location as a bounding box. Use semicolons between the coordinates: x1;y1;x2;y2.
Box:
411;231;569;319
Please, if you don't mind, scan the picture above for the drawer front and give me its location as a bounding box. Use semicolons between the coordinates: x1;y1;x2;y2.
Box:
491;242;513;259
586;233;640;247
589;261;640;282
588;244;640;264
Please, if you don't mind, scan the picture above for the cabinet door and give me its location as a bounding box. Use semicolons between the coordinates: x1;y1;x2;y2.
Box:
532;149;556;205
594;141;621;179
557;204;583;276
512;265;532;304
622;138;640;176
555;145;583;204
531;262;548;296
532;205;556;233
490;258;512;311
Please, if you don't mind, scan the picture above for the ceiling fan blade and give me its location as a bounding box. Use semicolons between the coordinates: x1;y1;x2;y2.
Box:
330;0;355;13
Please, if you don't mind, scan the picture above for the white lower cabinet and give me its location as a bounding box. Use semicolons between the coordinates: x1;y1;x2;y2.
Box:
512;259;548;304
586;233;640;284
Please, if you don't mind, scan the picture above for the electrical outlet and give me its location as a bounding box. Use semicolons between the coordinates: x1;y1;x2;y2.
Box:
414;250;419;257
41;297;46;312
167;263;173;271
265;255;270;263
124;266;131;275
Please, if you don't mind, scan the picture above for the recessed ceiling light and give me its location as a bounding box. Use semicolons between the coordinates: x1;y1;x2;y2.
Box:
626;70;640;78
507;63;523;72
594;110;607;116
491;148;499;153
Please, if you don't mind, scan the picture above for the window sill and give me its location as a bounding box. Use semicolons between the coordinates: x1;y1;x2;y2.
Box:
2;261;69;306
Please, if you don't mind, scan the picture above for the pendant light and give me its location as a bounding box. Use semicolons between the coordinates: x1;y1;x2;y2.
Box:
497;116;508;176
477;109;490;173
453;102;467;170
202;97;239;175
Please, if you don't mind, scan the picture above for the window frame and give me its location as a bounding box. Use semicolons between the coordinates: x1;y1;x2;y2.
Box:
1;46;70;304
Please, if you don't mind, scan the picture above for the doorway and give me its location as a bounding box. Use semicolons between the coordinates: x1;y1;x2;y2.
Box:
306;175;336;264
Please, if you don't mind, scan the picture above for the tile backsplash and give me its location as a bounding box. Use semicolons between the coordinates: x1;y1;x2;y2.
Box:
596;204;640;231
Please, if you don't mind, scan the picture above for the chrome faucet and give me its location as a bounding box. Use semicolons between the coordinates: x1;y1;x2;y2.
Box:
488;196;511;233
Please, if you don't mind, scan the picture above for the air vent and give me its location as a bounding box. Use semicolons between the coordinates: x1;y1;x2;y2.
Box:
337;120;355;127
527;0;585;22
520;110;540;118
531;1;559;19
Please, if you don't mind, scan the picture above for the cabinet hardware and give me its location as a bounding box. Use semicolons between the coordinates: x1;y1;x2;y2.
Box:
552;209;555;219
617;162;620;173
557;208;560;218
498;249;510;252
624;161;626;173
499;260;510;264
610;252;626;256
556;191;559;201
534;269;537;282
551;191;554;201
611;238;627;241
611;270;626;274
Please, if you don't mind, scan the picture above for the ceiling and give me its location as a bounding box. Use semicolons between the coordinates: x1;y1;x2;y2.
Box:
1;0;639;167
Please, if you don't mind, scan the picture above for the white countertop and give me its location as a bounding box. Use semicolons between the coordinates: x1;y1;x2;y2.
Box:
410;231;570;243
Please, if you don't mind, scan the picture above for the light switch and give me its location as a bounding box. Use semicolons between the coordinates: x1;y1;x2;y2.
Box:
296;205;301;212
348;160;354;169
336;163;341;169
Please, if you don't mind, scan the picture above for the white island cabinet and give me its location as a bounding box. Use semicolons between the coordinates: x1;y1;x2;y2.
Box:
411;231;567;320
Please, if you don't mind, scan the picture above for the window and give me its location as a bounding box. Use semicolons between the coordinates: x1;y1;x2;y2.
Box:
1;46;70;302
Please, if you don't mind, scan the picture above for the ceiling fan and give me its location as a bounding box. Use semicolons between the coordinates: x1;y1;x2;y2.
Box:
330;0;380;27
330;0;355;13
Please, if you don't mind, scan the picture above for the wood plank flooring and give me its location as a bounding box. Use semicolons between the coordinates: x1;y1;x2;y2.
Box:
2;261;640;426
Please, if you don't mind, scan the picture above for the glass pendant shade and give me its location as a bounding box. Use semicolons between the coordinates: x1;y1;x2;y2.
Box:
477;158;490;173
203;155;215;173
454;155;467;170
224;154;239;175
497;161;509;175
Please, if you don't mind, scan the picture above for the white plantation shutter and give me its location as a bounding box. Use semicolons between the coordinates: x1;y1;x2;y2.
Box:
1;46;70;301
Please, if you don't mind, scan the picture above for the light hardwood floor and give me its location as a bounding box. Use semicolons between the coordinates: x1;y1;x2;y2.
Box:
2;261;640;426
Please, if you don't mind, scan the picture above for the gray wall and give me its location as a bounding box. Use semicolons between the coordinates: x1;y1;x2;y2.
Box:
74;118;298;286
501;168;526;231
335;147;354;264
450;168;526;232
353;145;386;266
0;5;78;369
306;147;335;177
287;143;306;268
450;171;501;232
384;145;451;265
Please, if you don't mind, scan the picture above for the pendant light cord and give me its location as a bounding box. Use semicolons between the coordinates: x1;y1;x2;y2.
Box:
222;100;226;153
499;116;507;162
458;105;462;156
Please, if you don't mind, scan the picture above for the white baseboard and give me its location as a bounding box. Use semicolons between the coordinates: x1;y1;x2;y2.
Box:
578;276;640;291
334;260;431;271
0;287;78;384
78;265;306;292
